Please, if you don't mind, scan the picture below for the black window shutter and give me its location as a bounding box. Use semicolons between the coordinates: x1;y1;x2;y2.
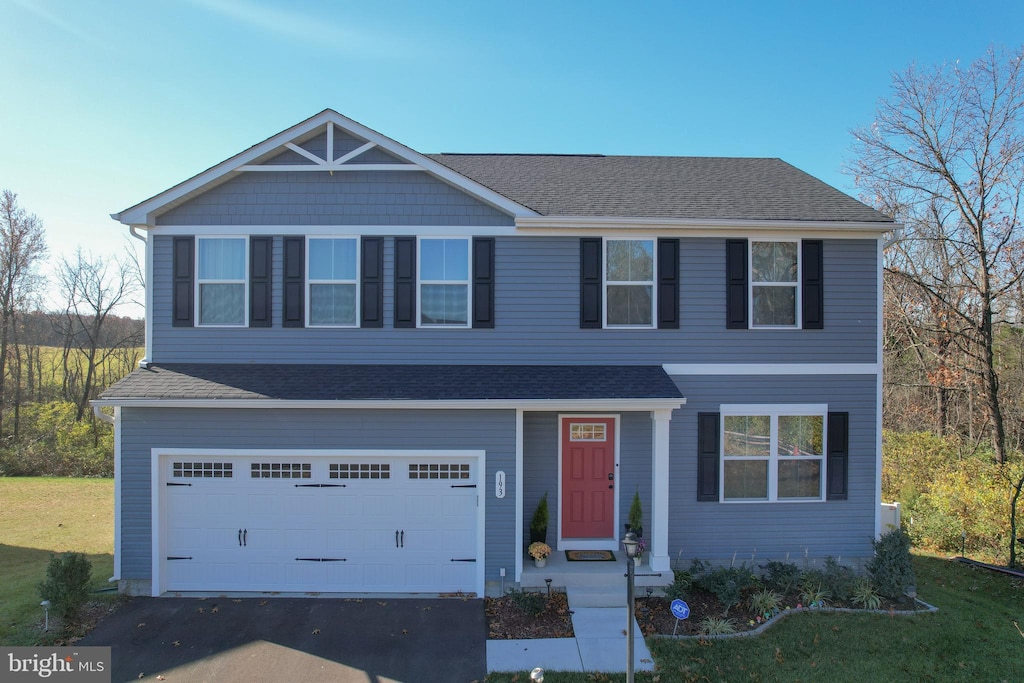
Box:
394;236;416;328
580;238;602;329
472;237;495;329
725;239;748;329
826;411;849;500
282;236;304;328
172;236;194;327
802;239;824;329
361;237;384;328
697;412;720;502
249;236;272;328
657;238;680;329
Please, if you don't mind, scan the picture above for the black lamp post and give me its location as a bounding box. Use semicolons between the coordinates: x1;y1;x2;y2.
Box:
622;530;639;683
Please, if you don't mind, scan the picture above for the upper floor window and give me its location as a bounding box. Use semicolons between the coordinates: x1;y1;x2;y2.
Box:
308;237;358;326
751;241;799;327
419;238;469;327
721;405;826;502
605;239;655;327
197;237;247;326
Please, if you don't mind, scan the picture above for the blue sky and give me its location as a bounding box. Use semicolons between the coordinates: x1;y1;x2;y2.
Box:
2;0;1023;311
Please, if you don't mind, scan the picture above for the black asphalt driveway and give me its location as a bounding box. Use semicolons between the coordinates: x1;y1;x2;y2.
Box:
79;596;487;682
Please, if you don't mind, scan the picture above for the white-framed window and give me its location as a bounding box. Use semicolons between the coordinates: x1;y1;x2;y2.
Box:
751;240;799;328
569;423;607;441
197;237;247;326
605;239;655;327
721;404;826;502
307;237;359;326
418;237;470;327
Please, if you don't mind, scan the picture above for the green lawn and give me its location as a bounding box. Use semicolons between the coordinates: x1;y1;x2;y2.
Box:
0;477;114;644
486;554;1024;682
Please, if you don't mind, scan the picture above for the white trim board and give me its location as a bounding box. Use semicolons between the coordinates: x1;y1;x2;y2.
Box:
663;363;880;376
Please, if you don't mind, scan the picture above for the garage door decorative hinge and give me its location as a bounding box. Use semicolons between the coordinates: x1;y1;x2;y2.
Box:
450;484;476;488
450;558;477;562
295;557;347;562
166;556;193;560
166;482;192;487
294;484;347;488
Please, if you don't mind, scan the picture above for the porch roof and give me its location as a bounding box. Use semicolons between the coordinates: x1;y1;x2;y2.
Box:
98;363;683;403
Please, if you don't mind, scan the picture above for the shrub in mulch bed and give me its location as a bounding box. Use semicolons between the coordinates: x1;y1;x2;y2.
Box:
485;590;574;639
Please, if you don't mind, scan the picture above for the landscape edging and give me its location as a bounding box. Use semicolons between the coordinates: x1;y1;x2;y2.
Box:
651;598;939;641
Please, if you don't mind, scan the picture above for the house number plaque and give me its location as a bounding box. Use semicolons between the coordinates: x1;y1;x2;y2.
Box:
495;471;506;498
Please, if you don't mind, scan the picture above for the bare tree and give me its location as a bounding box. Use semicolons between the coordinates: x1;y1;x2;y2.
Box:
851;46;1024;465
0;190;47;437
55;249;140;421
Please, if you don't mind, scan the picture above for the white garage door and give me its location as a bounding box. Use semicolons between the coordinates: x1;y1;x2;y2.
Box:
157;453;481;595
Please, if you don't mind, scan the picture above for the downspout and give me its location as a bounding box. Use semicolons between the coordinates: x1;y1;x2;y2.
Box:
883;226;904;250
92;404;114;425
127;225;151;368
129;226;146;243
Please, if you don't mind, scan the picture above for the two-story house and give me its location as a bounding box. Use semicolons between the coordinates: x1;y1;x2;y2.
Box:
97;110;895;597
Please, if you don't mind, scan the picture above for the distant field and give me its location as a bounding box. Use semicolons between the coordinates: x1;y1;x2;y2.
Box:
0;477;114;644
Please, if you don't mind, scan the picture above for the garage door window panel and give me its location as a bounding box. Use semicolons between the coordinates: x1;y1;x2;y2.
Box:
250;463;312;479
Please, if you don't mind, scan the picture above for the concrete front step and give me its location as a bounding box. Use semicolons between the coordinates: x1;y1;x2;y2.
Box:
567;585;626;608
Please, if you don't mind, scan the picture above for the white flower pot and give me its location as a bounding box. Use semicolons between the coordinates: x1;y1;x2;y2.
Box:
534;557;547;568
633;556;642;567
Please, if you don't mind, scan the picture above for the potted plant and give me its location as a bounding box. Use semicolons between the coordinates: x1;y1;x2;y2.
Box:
530;492;549;545
634;536;646;567
528;542;552;568
629;489;644;538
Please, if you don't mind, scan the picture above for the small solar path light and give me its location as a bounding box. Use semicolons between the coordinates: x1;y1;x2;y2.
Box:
40;600;50;631
530;667;544;682
622;531;640;683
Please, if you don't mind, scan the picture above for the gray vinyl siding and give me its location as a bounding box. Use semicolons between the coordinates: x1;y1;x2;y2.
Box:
523;412;653;546
119;408;516;586
154;171;514;226
151;235;878;364
668;374;878;565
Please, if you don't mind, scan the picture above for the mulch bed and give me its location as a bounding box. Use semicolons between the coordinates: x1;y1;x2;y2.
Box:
485;587;919;640
636;587;918;636
485;591;574;639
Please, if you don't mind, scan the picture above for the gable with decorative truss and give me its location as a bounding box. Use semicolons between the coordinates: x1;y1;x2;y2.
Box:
114;110;534;226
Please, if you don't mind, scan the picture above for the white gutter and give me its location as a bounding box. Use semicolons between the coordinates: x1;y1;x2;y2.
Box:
91;397;687;411
129;226;147;242
516;215;901;234
883;226;905;249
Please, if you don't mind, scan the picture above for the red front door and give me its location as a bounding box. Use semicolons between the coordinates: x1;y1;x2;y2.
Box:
561;418;616;539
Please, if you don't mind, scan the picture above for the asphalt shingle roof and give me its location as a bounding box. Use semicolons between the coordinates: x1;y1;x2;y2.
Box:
426;154;890;223
100;364;684;402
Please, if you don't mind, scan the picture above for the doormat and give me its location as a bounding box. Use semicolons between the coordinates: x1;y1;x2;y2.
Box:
565;550;616;562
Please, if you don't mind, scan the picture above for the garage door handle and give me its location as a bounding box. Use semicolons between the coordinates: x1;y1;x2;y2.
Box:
395;530;399;548
238;529;242;546
401;530;404;548
243;529;247;547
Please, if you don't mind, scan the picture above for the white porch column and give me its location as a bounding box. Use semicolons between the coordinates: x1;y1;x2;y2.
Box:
650;408;673;572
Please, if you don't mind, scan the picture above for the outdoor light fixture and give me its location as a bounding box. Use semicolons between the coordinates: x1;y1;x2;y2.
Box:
530;667;544;682
622;531;639;683
40;600;50;632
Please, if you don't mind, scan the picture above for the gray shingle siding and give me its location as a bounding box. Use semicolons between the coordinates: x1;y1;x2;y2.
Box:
119;407;516;585
667;374;877;565
154;171;514;226
150;235;878;364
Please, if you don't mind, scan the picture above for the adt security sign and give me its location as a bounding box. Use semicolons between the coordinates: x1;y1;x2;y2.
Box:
670;599;690;620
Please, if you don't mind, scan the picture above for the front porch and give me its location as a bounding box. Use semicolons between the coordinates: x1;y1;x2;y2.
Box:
519;550;671;595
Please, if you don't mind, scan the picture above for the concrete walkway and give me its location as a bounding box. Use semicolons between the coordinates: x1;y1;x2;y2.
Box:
486;590;655;673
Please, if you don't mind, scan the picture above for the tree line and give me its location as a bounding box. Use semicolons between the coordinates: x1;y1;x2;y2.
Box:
851;45;1024;566
0;190;142;475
